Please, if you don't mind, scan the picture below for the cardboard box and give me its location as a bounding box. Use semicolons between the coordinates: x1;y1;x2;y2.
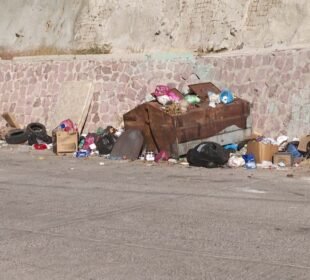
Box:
247;141;279;163
53;131;78;155
273;152;293;167
298;135;310;152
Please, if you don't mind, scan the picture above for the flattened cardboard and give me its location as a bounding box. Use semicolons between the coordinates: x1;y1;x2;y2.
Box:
298;135;310;152
47;81;93;135
273;152;293;167
53;131;78;155
247;141;279;163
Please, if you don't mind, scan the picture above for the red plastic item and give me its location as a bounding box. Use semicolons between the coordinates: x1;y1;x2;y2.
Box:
155;150;170;162
33;144;48;150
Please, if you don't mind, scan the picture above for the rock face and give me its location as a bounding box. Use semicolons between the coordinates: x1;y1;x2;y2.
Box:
0;0;309;55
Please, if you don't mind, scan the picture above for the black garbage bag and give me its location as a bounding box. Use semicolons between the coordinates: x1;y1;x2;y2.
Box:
187;142;229;168
95;127;118;155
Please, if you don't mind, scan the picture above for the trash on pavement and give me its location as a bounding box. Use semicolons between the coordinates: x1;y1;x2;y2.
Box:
256;160;274;169
168;158;178;164
110;129;144;160
187;142;229;168
52;119;79;155
287;143;302;158
33;143;48;150
273;152;293;167
297;135;310;153
5;129;28;144
27;122;52;145
228;155;245;168
95;126;119;155
224;143;239;151
276;135;289;151
242;154;257;169
145;151;155;162
73;150;90;158
247;139;278;163
155;150;169;162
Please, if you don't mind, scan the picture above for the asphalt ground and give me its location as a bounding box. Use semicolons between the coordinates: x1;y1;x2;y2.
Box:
0;146;309;280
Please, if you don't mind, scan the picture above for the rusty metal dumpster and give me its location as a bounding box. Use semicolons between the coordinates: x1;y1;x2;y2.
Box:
123;83;251;158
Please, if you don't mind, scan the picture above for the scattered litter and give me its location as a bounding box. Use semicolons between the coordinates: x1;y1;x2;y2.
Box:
208;92;220;108
74;150;90;158
243;154;257;169
155;151;169;162
37;156;46;160
0;81;308;174
219;89;234;104
33;143;48;150
228;155;245;168
278;161;286;168
256;161;274;169
145;152;155;162
168;158;178;164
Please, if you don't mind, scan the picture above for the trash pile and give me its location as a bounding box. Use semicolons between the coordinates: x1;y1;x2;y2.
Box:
148;84;235;115
221;134;310;170
0;81;309;171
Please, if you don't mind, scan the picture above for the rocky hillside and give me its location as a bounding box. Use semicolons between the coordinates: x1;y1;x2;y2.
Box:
0;0;309;57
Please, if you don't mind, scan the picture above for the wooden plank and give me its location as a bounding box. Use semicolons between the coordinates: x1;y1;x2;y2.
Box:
1;112;21;128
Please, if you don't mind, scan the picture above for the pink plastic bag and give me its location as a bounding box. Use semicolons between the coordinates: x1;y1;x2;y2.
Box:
154;85;181;102
155;150;170;162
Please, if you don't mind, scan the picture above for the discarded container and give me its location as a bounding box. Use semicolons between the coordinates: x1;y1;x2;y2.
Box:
273;152;293;167
243;154;257;169
247;141;278;164
74;150;90;158
53;131;78;155
298;135;310;153
124;97;250;158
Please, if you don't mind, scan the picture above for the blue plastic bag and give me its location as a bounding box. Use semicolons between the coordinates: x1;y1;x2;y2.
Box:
242;154;257;169
287;144;301;158
220;89;234;104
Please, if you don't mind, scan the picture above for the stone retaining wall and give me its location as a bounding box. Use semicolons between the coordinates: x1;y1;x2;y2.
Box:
0;48;309;138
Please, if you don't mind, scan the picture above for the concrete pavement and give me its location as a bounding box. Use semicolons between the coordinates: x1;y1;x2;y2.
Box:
0;147;310;279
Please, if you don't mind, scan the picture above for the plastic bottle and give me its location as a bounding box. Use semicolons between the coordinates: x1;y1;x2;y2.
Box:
73;150;90;158
243;154;257;169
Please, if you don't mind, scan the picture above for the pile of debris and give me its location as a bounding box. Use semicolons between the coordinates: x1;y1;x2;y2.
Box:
0;82;309;171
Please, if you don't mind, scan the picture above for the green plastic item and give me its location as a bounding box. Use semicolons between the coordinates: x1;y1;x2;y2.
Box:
184;95;201;105
96;127;104;135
